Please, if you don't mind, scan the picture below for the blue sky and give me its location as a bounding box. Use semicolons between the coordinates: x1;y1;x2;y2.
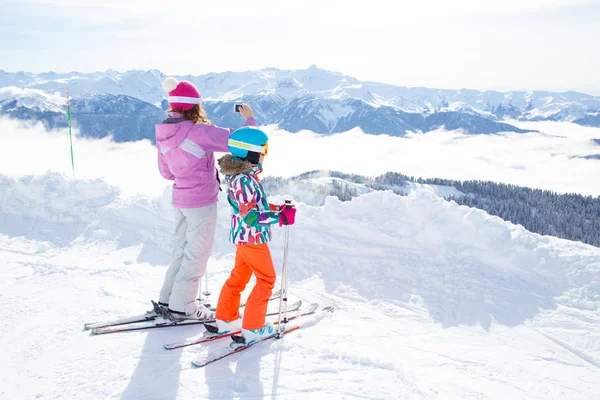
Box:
1;0;599;94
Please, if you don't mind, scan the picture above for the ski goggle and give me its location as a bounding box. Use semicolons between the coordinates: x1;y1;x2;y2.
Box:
228;140;269;156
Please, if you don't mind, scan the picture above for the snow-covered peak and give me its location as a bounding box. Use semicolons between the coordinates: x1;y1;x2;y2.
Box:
1;67;599;129
273;77;310;100
0;86;66;113
438;101;496;119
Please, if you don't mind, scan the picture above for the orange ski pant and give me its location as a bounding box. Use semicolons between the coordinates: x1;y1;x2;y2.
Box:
215;243;276;330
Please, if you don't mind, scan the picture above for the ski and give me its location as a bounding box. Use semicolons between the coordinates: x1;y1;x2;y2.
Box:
84;289;281;331
191;326;300;368
90;299;301;336
191;306;334;368
164;303;319;350
84;311;159;331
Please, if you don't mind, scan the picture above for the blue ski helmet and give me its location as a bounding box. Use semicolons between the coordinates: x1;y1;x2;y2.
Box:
228;127;269;159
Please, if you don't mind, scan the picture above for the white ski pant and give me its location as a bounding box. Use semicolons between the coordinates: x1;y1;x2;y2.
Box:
159;204;217;313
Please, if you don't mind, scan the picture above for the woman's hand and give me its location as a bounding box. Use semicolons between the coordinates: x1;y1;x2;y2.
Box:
239;104;255;120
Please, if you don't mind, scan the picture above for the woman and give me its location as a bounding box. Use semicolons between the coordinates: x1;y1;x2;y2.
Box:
155;77;256;320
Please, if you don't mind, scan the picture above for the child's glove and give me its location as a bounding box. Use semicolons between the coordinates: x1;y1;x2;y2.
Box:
279;203;296;226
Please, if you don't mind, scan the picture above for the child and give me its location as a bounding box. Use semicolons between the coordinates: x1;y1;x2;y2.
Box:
211;127;296;343
155;77;257;320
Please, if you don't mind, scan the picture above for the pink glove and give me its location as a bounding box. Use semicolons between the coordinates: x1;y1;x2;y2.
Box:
279;203;296;226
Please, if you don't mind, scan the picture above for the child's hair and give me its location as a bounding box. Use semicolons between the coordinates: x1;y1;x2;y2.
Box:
170;104;211;125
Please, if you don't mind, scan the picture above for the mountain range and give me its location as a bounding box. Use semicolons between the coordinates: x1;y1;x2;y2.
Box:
1;66;599;141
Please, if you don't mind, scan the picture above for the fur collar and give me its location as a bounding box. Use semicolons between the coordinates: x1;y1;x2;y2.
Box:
218;154;255;176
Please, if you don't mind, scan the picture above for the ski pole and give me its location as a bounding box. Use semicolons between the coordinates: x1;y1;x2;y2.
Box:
277;199;293;338
66;84;75;178
203;271;211;299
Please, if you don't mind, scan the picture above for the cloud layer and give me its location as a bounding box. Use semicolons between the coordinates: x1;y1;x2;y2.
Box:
1;117;599;197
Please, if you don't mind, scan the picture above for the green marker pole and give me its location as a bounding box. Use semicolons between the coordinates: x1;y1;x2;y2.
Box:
66;84;75;178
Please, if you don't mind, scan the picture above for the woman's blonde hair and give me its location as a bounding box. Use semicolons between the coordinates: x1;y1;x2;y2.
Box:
170;104;211;124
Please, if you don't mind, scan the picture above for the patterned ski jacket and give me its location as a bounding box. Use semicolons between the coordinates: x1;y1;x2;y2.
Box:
218;155;280;245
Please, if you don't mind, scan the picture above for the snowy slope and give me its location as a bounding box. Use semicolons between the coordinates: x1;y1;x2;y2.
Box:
261;173;464;206
1;172;600;399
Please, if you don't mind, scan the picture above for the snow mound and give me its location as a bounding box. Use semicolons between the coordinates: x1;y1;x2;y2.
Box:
292;190;600;323
0;173;173;263
2;173;598;324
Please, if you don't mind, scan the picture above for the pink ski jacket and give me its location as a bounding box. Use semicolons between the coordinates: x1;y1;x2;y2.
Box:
155;113;257;208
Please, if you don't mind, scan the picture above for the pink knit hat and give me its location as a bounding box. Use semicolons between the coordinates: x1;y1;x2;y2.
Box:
162;77;201;111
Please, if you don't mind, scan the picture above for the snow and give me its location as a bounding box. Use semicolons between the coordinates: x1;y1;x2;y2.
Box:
390;181;464;198
283;176;376;205
316;103;355;130
441;101;496;119
1;172;600;399
523;101;593;121
279;176;464;206
273;77;309;101
1;118;600;399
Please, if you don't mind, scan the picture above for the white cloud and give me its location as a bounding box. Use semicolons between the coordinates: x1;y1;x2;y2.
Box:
18;0;600;17
0;86;65;103
262;122;600;196
0;118;164;197
1;117;599;197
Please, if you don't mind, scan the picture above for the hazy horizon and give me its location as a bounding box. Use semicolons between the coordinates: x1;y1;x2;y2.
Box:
2;0;599;96
2;65;600;97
